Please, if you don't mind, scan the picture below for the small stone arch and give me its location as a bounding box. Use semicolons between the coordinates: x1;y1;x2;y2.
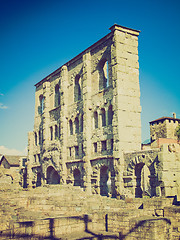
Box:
91;159;113;197
66;163;84;187
46;166;60;184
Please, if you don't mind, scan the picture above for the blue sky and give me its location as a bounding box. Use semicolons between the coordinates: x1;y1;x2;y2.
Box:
0;0;180;155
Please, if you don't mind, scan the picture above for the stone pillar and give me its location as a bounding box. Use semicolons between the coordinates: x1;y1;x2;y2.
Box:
43;81;51;147
27;131;34;188
110;25;141;197
110;25;141;153
60;65;68;184
82;51;92;194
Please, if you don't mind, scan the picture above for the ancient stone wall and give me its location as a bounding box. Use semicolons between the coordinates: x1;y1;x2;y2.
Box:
0;186;179;239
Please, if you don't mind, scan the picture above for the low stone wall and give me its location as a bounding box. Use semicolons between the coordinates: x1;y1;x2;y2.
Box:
164;206;180;239
0;186;180;239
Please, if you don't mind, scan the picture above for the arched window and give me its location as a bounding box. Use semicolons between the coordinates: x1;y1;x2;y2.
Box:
34;132;37;146
99;60;109;90
55;84;60;107
80;114;83;132
94;111;98;129
104;60;109;87
39;95;45;114
75;117;79;134
74;75;81;102
108;105;113;125
69;120;73;135
101;108;106;127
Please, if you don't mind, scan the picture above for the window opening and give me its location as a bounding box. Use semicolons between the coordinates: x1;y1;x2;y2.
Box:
108;105;113;125
101;140;107;152
80;114;83;132
55;84;60;107
50;127;53;141
104;60;109;87
69;120;73;135
34;132;37;146
39;95;45;114
94;111;98;129
99;60;109;90
101;108;106;127
39;130;41;145
93;142;97;153
69;147;72;157
75;117;79;134
55;125;58;139
74;75;81;102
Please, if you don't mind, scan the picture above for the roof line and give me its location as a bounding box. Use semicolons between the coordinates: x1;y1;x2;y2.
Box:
150;116;180;123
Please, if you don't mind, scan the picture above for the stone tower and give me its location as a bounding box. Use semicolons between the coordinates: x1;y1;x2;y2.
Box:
27;24;141;197
150;114;180;142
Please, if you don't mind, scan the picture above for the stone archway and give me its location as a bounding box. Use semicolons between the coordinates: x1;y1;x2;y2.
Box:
47;166;60;184
125;153;157;198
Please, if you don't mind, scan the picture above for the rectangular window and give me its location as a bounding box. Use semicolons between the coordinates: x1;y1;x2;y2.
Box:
93;142;97;153
101;140;107;152
34;155;36;163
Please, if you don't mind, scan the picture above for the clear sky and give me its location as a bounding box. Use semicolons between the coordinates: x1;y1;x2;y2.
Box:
0;0;180;155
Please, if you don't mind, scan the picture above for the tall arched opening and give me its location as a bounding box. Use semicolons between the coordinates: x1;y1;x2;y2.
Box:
47;166;60;184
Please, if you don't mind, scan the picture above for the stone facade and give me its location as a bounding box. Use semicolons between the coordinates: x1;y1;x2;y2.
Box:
26;24;180;200
27;24;141;197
